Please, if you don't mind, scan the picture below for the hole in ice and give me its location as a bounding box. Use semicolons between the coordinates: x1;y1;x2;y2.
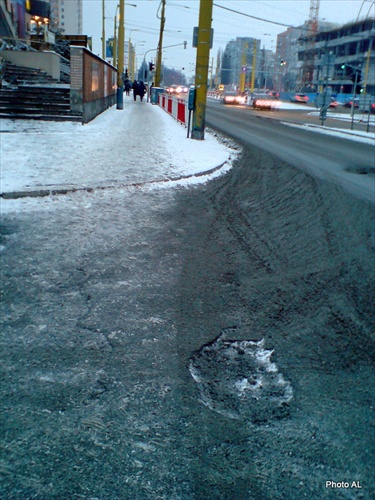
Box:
189;332;293;422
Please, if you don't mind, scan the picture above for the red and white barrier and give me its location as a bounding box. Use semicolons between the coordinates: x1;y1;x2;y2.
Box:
158;94;189;127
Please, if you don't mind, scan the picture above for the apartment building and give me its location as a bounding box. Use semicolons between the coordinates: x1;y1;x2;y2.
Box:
50;0;82;35
221;37;261;90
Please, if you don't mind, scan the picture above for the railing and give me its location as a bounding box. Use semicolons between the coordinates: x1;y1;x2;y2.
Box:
158;94;189;126
59;55;70;83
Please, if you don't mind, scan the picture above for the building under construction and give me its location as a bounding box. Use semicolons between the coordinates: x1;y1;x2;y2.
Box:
297;17;375;95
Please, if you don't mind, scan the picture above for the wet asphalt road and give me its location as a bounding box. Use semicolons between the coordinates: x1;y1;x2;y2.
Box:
206;100;374;202
1;110;374;499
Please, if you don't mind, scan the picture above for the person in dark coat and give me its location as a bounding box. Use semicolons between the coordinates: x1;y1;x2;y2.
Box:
132;80;139;101
138;81;146;102
124;79;131;96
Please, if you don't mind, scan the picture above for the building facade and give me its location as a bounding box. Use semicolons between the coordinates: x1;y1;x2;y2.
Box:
297;17;374;94
1;0;83;44
221;37;261;90
50;0;82;35
275;25;303;92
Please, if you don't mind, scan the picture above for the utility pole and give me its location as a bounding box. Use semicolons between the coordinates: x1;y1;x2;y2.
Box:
191;0;214;140
117;0;125;109
113;5;119;70
155;0;166;87
102;0;106;59
113;16;117;69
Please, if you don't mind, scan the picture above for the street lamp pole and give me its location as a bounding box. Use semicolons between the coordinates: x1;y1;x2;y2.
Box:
142;42;187;82
117;0;125;109
342;62;362;130
113;4;120;69
155;0;166;87
102;0;106;59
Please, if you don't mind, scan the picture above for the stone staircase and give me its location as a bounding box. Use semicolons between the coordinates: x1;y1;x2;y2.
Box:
0;61;81;121
3;60;58;86
0;86;82;121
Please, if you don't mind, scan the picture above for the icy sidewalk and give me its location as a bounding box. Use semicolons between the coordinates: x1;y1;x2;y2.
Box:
0;97;237;197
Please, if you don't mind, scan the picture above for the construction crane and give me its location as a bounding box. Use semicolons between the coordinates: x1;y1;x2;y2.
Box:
300;0;320;91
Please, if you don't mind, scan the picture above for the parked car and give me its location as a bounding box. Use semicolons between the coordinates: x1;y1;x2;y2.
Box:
290;93;309;103
222;92;246;105
252;94;280;110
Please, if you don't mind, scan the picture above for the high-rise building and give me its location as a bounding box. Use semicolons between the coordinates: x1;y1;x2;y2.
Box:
221;37;261;90
50;0;83;34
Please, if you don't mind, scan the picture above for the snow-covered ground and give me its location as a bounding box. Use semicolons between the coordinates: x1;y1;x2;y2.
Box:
1;98;373;215
0;101;238;195
281;121;374;144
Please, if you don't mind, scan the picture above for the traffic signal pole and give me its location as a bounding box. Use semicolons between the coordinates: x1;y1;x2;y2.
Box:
191;0;214;140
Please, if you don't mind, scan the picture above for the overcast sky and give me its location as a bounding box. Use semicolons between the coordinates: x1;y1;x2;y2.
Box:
82;0;374;77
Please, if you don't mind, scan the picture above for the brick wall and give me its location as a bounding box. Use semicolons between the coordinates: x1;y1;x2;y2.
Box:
70;46;117;123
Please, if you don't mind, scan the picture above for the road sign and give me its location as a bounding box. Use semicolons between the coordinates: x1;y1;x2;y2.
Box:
193;27;214;49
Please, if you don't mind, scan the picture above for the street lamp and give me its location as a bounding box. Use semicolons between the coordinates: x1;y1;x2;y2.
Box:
142;42;187;84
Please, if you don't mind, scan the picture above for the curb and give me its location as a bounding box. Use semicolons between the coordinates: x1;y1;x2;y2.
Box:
0;162;228;201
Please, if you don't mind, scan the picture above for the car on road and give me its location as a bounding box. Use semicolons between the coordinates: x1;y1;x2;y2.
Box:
290;93;309;103
329;98;339;108
222;92;246;105
343;98;359;109
252;94;280;110
166;85;188;95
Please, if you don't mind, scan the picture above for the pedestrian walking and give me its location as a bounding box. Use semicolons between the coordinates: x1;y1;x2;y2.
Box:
138;81;146;102
124;79;131;96
132;80;139;101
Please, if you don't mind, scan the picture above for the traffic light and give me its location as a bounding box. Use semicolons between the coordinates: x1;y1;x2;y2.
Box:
341;63;346;69
149;62;155;71
280;59;286;66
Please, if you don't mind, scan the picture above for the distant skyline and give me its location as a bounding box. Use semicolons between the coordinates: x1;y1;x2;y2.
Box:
82;0;374;77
